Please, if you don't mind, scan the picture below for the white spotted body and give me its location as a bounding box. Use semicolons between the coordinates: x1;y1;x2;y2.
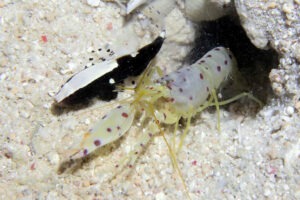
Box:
66;46;263;199
79;104;135;157
158;47;235;116
70;47;244;161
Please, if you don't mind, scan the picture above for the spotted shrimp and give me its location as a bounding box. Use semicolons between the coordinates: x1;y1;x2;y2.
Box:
68;46;262;175
62;46;262;199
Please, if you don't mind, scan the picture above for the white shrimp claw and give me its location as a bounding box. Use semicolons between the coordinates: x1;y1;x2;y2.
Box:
71;104;135;159
126;0;148;14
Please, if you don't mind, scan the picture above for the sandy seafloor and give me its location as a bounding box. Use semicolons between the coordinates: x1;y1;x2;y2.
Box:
0;0;299;199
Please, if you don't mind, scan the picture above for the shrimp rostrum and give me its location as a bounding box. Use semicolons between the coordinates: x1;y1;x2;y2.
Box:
69;47;262;173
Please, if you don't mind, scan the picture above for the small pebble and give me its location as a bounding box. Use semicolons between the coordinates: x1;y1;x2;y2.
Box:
283;184;289;190
20;111;30;119
295;101;300;113
43;103;51;109
48;91;56;97
155;192;167;200
0;72;7;81
282;3;293;14
47;152;60;165
59;69;70;75
87;0;100;7
294;44;300;63
84;118;91;125
267;2;277;9
3;148;13;159
284;106;294;116
67;62;77;71
264;188;271;196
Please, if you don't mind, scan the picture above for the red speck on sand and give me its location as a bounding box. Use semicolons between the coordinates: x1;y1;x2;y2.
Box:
30;163;36;170
267;166;277;175
106;22;113;30
41;35;48;43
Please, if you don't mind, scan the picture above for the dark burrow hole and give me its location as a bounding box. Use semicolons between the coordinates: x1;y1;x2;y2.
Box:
186;14;279;104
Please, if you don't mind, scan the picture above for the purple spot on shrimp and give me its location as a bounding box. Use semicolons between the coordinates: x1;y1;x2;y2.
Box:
189;96;193;100
83;149;88;156
200;73;204;80
179;88;183;92
107;128;112;132
224;60;228;65
94;140;101;146
229;54;233;59
122;112;128;118
215;48;220;51
206;54;212;58
217;66;221;72
117;105;122;109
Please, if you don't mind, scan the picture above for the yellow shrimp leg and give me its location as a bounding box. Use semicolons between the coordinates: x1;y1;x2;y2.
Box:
177;114;192;153
176;92;262;152
207;91;263;131
215;92;263;107
172;120;179;151
211;89;221;131
114;119;160;175
176;96;215;152
70;104;135;159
